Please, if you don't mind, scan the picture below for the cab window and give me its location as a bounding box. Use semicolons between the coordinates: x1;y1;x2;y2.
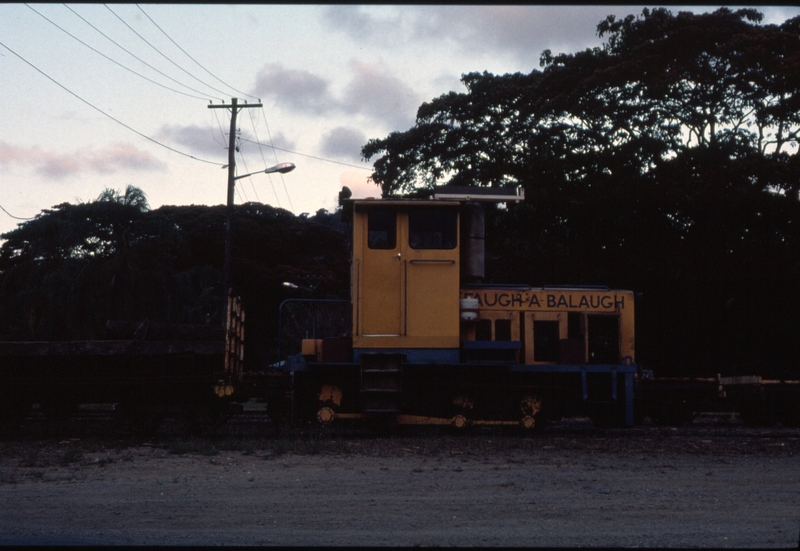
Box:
408;209;457;249
368;209;396;249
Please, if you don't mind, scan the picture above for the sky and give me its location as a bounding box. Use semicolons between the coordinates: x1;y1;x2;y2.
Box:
1;4;799;237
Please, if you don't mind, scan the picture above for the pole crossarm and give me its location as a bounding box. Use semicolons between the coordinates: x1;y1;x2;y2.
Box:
208;98;264;207
207;102;263;110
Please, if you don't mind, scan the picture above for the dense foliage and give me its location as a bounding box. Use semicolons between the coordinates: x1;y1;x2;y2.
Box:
363;8;800;377
3;8;799;378
0;188;349;363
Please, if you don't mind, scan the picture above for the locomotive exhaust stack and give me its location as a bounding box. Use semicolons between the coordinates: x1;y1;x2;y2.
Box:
461;201;485;284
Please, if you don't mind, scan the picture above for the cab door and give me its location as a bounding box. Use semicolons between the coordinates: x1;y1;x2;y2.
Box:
356;207;402;337
353;203;460;349
403;207;459;344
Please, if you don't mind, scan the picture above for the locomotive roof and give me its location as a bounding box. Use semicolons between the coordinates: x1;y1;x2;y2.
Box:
338;185;524;210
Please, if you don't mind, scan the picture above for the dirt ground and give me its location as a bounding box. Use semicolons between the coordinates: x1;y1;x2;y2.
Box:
1;420;799;547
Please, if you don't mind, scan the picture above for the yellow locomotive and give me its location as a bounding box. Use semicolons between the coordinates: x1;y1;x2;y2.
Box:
290;186;638;429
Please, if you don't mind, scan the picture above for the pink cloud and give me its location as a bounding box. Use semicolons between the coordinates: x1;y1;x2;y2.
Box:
0;141;165;179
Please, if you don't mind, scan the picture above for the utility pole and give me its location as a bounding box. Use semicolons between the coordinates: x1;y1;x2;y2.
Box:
208;98;262;323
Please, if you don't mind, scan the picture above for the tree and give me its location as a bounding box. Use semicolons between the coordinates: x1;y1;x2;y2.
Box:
96;184;150;211
361;8;800;377
0;194;350;360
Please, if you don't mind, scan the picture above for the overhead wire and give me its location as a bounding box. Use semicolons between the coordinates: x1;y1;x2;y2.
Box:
51;5;372;176
99;4;298;209
259;108;294;213
211;109;229;150
0;39;222;166
26;4;209;101
60;3;223;101
127;3;281;208
0;205;34;221
135;4;259;101
234;136;251;203
247;108;280;207
236;146;262;204
239;136;372;171
12;5;375;216
103;4;234;100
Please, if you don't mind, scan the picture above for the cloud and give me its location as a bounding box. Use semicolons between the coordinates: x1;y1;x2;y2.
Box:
238;130;298;164
322;5;620;65
256;130;296;154
341;170;381;199
158;124;227;157
324;6;800;68
760;6;800;25
416;6;608;61
252;61;419;130
252;63;336;115
322;5;405;46
40;154;83;179
0;141;165;179
340;61;421;130
87;143;166;173
320;126;368;161
158;121;297;165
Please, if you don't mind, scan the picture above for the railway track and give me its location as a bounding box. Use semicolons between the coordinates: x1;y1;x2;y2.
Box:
6;403;800;445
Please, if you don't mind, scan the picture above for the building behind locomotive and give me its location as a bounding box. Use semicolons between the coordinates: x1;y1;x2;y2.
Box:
294;186;638;428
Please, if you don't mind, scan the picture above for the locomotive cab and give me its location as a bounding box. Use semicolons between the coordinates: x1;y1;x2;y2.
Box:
350;200;461;361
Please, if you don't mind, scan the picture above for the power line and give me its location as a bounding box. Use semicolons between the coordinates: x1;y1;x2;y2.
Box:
247;108;280;207
0;204;34;221
235;145;254;203
211;109;229;150
61;4;222;101
239;136;372;171
103;4;233;100
135;4;259;101
258;110;294;213
0;39;222;166
26;4;209;101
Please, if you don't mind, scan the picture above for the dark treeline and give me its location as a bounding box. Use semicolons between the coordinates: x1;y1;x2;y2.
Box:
3;8;800;379
0;186;349;365
362;8;800;378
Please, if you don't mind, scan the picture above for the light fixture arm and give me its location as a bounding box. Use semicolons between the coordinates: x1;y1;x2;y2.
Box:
234;162;296;181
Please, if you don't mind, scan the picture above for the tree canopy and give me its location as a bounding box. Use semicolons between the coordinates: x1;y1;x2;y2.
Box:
364;8;800;195
0;187;349;364
2;8;799;378
363;8;800;377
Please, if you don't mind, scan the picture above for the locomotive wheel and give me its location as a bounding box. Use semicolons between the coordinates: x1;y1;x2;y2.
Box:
520;415;536;430
452;414;470;430
450;395;474;432
518;395;546;434
317;406;336;425
316;385;343;426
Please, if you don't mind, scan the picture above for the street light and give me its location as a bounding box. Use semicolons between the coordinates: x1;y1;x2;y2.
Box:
234;162;296;181
222;161;297;323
